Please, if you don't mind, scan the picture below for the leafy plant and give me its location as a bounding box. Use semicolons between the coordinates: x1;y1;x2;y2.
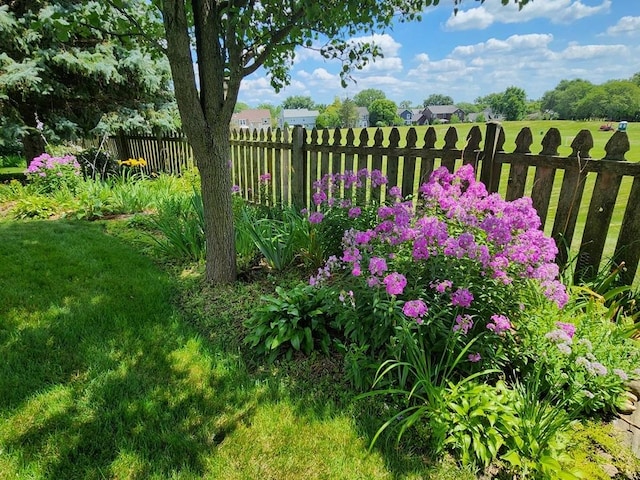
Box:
151;190;205;261
12;195;60;219
244;283;336;362
239;205;309;270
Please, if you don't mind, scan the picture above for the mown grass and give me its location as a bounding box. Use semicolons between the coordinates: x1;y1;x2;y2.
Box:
0;218;480;479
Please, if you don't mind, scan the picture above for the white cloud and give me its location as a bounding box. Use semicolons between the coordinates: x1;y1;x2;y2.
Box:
445;0;611;30
559;43;628;60
605;16;640;36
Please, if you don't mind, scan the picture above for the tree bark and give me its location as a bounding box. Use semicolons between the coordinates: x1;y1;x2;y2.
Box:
162;0;237;284
17;101;46;163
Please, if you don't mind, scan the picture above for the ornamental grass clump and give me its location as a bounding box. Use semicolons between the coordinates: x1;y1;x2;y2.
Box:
25;152;81;193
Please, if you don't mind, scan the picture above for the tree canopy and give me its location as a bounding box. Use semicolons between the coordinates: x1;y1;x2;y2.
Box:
353;88;386;109
0;1;173;160
423;94;454;106
369;99;401;127
282;95;317;110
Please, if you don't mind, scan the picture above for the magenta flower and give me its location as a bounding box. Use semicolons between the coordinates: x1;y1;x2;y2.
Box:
402;299;428;320
259;173;271;183
468;352;482;363
308;212;324;224
368;257;388;276
453;314;474;335
451;288;474;308
486;314;511;335
383;272;407;296
348;207;362;218
555;321;576;338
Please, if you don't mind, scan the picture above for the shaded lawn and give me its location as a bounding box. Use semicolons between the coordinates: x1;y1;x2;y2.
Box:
0;220;411;479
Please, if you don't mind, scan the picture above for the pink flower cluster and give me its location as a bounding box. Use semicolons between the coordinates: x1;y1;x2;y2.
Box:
26;153;80;176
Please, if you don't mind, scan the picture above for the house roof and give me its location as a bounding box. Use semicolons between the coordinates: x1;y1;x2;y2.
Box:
232;109;271;123
356;107;369;116
425;105;462;115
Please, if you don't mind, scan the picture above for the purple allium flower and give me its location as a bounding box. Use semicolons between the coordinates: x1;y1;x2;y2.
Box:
451;288;474;308
555;322;576;339
348;207;362;218
383;272;407;296
308;212;324;224
453;314;474;335
402;299;428;320
468;352;482;363
486;314;511;335
368;257;388;276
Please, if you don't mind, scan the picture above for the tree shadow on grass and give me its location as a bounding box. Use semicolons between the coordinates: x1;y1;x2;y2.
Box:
0;220;263;478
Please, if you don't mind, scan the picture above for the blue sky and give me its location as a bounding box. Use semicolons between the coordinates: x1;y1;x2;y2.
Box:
237;0;640;108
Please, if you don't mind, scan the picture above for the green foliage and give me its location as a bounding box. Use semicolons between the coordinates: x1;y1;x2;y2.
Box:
0;154;25;168
282;95;316;110
423;94;454;107
12;194;60;219
244;283;336;362
151;190;206;261
353;89;386;109
368;98;401;127
238;205;310;271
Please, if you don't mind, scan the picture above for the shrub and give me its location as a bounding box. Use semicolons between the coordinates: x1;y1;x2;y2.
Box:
244;283;336;362
25;153;81;194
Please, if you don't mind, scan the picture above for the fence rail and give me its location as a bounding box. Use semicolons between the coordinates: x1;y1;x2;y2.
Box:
105;123;640;285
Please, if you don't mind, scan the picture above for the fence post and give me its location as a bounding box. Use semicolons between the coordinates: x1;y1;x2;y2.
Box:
480;121;502;191
290;126;306;209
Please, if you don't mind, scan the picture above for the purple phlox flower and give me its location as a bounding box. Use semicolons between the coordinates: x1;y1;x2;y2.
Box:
312;191;327;205
352;263;362;277
259;172;271;183
368;256;388;276
340;199;352;208
486;314;511;335
353;230;376;245
555;322;576;339
402;299;428;323
541;280;569;308
389;185;402;199
339;290;355;307
468;352;482;363
370;169;388;188
453;314;474;335
231;184;241;194
341;247;361;263
383;272;407;296
348;207;362;218
308;212;324;224
378;206;394;219
367;277;380;287
432;279;453;294
451;288;474;308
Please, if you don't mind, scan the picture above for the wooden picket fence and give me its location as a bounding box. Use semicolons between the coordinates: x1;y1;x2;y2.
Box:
105;123;640;285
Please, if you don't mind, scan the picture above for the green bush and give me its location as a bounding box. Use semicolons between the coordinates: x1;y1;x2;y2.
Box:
25;153;82;194
244;283;337;362
76;148;120;181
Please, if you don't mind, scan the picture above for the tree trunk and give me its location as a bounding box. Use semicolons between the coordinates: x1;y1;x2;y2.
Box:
191;125;237;284
17;101;46;163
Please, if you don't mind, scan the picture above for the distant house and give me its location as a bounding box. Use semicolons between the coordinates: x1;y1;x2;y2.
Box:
421;105;466;124
231;109;272;130
356;107;369;127
397;109;424;125
467;108;504;123
279;109;319;129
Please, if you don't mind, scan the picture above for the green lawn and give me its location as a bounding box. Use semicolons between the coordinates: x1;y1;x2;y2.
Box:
0;219;475;479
